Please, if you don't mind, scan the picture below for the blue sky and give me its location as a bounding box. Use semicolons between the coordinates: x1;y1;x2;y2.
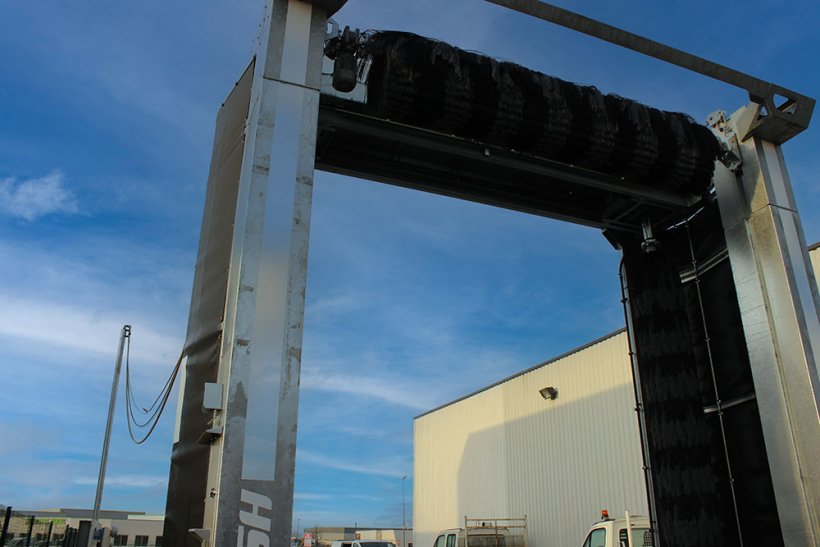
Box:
1;0;818;532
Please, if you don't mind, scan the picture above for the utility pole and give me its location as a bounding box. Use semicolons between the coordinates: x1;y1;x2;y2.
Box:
93;325;131;523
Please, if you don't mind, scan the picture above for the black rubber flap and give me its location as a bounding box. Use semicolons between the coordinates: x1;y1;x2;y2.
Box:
619;202;783;546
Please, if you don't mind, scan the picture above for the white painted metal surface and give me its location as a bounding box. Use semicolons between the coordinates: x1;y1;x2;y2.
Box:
713;105;820;545
414;332;648;547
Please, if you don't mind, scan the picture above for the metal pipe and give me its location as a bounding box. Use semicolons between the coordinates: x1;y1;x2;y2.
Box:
683;225;744;544
25;515;33;547
618;259;660;547
92;325;131;523
625;511;633;547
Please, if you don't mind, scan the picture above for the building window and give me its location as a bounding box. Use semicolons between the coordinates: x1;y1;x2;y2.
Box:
135;535;149;546
114;534;129;546
154;536;163;546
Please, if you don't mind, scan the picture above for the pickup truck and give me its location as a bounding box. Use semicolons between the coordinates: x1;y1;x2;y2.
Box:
331;540;397;547
580;512;652;547
434;517;527;547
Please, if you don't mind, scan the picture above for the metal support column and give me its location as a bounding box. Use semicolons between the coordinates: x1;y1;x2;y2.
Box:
713;105;820;545
200;1;329;546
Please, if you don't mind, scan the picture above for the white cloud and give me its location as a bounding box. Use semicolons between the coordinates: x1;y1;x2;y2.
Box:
0;170;79;221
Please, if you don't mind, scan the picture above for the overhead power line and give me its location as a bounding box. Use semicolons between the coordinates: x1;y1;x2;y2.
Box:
123;330;185;445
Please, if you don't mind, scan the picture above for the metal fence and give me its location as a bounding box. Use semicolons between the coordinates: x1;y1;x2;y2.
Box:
0;506;78;547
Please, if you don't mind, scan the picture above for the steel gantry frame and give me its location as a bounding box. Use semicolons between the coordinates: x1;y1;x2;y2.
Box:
164;1;819;545
711;108;820;545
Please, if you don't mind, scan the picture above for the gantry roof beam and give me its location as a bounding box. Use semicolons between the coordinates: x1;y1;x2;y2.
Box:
316;100;699;235
486;0;815;143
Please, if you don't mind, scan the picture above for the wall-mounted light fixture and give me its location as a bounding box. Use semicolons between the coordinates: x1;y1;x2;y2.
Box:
539;386;558;400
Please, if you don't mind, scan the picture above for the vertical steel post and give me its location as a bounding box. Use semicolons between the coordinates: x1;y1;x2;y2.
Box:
0;506;10;546
93;325;131;524
713;105;820;545
201;1;328;545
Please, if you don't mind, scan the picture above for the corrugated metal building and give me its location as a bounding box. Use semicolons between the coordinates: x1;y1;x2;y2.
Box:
413;246;820;547
414;331;646;547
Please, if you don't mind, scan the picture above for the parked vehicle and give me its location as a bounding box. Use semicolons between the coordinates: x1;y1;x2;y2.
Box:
331;540;397;547
434;517;527;547
580;512;652;547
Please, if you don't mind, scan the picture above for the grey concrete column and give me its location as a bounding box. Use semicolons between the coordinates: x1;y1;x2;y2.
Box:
714;105;820;545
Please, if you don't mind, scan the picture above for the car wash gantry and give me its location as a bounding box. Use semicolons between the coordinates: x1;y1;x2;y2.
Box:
162;1;820;546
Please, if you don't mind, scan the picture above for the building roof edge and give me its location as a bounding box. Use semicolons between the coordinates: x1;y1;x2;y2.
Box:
414;327;627;420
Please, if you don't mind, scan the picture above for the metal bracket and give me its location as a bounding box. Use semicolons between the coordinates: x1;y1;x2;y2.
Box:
486;0;815;144
326;18;340;42
640;219;660;254
197;426;223;445
189;528;211;545
707;110;742;172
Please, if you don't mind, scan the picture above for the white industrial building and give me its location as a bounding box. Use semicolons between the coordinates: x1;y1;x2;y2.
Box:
414;246;820;547
413;331;646;547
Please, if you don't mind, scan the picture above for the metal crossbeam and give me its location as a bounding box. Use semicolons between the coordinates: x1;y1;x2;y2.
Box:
486;0;815;143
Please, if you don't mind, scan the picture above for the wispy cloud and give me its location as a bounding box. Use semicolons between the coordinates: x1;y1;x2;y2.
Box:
301;369;437;411
73;475;166;488
306;293;362;323
295;493;333;501
0;170;78;221
298;450;410;479
0;294;182;367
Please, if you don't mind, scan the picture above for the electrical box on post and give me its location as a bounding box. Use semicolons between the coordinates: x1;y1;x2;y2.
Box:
203;383;223;411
